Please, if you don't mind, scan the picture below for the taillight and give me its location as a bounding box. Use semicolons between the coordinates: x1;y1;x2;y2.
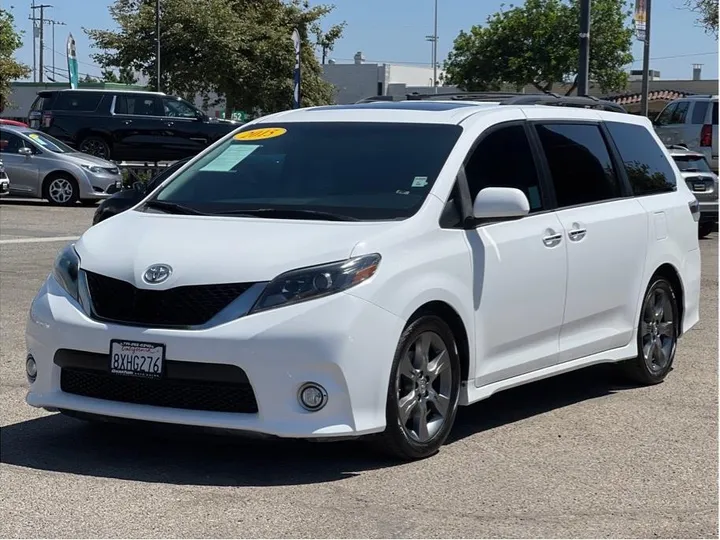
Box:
700;124;712;147
688;198;701;222
41;112;53;128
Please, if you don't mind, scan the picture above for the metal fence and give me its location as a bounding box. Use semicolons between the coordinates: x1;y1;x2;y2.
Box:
115;161;178;186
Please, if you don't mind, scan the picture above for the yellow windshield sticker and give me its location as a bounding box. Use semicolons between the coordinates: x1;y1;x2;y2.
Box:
234;127;286;141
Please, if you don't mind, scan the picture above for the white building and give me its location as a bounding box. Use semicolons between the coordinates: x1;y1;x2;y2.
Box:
321;51;450;104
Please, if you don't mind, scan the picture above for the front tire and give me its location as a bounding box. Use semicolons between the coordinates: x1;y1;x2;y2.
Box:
375;314;461;460
698;222;713;239
620;277;679;385
43;174;79;206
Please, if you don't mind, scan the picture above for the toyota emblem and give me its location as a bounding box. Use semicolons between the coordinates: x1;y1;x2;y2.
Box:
143;264;172;284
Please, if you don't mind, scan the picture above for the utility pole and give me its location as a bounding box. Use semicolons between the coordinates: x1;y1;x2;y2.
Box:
30;0;37;82
30;3;52;83
156;0;161;92
639;0;653;117
577;0;591;96
46;20;67;78
425;0;439;93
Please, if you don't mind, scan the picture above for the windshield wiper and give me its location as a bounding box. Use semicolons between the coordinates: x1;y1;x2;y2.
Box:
215;208;360;221
143;200;208;216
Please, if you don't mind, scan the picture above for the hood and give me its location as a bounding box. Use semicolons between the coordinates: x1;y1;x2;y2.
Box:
65;152;118;168
75;210;392;289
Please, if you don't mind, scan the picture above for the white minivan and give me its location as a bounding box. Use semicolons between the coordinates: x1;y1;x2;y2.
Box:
25;96;701;460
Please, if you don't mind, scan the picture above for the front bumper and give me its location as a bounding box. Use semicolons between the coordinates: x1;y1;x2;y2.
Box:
78;175;123;200
25;276;404;438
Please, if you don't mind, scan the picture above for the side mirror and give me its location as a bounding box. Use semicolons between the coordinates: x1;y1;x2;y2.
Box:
472;187;530;220
18;147;33;157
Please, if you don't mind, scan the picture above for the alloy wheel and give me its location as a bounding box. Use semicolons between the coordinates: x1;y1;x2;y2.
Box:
48;178;75;204
395;331;453;443
80;139;109;159
641;287;676;373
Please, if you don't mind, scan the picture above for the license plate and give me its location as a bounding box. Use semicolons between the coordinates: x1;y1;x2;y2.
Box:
694;183;707;191
110;340;165;378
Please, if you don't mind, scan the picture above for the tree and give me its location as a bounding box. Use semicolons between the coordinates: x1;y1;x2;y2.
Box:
85;0;343;116
684;0;718;37
312;21;346;64
101;66;138;85
444;0;633;95
0;8;31;110
82;73;101;83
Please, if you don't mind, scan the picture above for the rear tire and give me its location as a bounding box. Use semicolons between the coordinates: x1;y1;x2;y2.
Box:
374;314;461;461
698;222;713;239
620;277;679;385
79;135;111;160
43;174;79;206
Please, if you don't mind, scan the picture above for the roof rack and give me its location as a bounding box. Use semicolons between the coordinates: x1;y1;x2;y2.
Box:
404;91;626;113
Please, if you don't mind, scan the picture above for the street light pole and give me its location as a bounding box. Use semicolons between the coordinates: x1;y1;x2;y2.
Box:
433;0;438;93
639;0;653;117
577;0;591;96
156;0;161;92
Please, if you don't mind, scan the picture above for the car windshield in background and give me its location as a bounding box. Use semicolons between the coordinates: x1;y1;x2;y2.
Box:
25;132;75;153
150;122;462;221
673;155;712;173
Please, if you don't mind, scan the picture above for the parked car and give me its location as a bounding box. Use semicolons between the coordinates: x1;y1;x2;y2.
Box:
654;95;718;172
26;97;701;460
0;118;29;127
27;89;241;162
0;125;122;205
667;145;718;238
0;158;9;196
92;157;191;225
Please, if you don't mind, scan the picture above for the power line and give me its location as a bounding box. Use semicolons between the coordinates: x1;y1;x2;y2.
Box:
42;45;103;70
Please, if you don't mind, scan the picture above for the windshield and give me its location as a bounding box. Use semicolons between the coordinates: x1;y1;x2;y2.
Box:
150;122;462;221
673;154;712;173
24;131;76;153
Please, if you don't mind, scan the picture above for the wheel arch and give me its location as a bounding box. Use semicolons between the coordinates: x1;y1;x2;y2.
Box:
651;262;685;336
42;169;79;192
407;300;471;383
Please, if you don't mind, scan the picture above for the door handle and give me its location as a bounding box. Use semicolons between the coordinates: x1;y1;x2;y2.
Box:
123;120;132;125
165;122;174;126
568;228;587;241
542;233;562;247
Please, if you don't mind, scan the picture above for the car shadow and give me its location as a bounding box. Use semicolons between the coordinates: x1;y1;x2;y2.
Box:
0;364;636;487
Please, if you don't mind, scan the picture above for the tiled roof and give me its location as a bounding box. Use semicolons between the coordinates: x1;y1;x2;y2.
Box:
603;90;694;105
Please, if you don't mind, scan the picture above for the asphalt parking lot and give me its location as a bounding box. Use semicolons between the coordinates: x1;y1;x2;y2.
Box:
1;199;717;539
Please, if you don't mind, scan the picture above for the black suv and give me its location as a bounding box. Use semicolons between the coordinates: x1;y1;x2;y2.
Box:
27;89;241;162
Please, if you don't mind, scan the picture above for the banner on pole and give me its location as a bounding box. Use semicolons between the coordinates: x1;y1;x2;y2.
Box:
66;34;79;89
291;28;301;109
633;0;647;41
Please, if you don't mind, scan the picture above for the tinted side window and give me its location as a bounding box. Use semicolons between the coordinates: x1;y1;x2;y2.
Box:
605;121;676;196
114;95;161;116
464;124;544;211
655;103;677;126
713;102;718;125
0;131;28;153
535;123;621;207
691;101;710;124
53;92;102;112
670;101;690;124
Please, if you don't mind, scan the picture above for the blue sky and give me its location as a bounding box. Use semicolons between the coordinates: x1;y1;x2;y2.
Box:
7;0;719;82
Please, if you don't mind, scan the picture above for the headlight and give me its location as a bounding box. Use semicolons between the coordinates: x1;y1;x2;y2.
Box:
250;254;381;313
81;164;102;174
52;243;80;300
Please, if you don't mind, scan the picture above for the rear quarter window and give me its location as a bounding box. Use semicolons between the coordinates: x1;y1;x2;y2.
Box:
53;92;103;112
605;121;676;196
30;94;54;111
691;101;710;124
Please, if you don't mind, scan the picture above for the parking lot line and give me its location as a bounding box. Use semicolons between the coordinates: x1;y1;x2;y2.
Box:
0;236;79;245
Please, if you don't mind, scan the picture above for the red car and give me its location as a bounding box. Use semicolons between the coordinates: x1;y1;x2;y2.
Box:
0;118;28;127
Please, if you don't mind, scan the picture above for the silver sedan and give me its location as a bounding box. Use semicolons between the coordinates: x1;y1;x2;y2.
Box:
0;126;122;206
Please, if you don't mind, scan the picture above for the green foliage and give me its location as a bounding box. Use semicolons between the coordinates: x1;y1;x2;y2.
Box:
685;0;718;37
101;66;139;85
85;0;344;115
0;9;31;109
444;0;633;95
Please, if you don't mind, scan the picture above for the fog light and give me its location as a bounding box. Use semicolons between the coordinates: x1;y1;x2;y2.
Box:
26;355;37;383
298;383;328;411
